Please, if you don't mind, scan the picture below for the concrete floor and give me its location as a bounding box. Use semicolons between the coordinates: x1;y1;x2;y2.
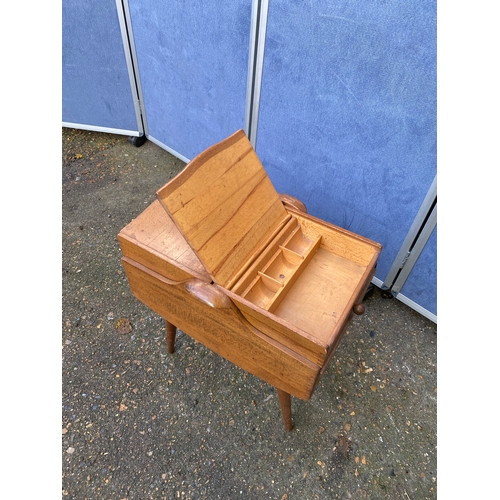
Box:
62;127;437;499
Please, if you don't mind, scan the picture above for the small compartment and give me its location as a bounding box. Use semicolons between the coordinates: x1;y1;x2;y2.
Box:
262;249;297;284
282;225;314;256
239;220;321;312
242;275;278;310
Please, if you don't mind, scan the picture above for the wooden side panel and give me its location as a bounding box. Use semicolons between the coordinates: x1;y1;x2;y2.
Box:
224;288;328;367
122;257;321;400
118;200;210;281
118;235;208;283
156;130;288;287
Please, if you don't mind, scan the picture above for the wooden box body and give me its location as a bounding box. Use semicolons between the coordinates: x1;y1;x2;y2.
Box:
118;130;381;400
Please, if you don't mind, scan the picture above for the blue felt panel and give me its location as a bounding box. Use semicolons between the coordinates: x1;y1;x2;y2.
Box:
256;0;436;283
399;225;437;318
128;0;252;160
62;0;138;132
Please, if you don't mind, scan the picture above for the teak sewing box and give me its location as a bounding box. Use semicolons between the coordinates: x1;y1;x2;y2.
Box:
118;130;382;431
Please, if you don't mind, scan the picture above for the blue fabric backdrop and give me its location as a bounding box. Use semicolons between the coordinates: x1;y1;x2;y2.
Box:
128;0;252;160
255;0;437;286
62;0;138;132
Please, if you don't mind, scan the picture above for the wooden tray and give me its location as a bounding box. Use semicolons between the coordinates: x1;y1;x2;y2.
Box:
119;129;382;430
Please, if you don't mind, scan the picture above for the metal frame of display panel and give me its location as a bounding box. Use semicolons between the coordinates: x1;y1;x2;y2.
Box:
382;177;437;322
115;0;147;138
244;0;270;148
392;217;437;323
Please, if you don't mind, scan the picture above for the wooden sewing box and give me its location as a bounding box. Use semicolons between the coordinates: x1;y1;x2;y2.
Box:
118;130;382;431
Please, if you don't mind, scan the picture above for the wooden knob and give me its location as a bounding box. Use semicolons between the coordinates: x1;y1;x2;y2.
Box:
185;279;231;309
278;193;308;213
353;303;365;315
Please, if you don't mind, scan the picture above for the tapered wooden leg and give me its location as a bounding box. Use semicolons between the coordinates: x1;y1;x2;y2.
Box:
277;388;293;431
166;320;177;354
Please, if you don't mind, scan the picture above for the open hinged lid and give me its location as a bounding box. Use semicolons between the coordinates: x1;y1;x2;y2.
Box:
156;130;290;289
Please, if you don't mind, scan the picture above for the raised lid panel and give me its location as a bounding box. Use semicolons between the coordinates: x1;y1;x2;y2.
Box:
156;130;288;287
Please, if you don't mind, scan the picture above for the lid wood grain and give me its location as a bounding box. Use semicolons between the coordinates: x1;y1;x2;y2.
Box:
156;130;288;288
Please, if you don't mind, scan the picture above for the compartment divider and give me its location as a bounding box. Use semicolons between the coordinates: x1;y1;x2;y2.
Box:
234;216;323;313
258;272;283;293
280;246;304;265
231;216;299;295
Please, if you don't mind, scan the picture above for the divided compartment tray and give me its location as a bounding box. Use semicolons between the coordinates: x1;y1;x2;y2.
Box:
232;216;321;312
